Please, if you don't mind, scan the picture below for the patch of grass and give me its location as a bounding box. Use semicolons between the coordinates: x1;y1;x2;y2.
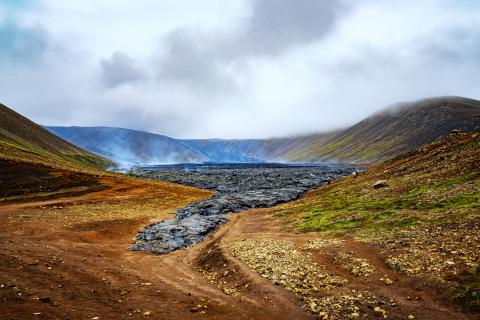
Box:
0;140;48;157
299;209;399;233
415;192;480;210
366;216;422;230
434;172;480;189
450;269;480;312
292;167;479;234
1;138;112;172
64;154;112;170
451;139;480;152
359;210;396;222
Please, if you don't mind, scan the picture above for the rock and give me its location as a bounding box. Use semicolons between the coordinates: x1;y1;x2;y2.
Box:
131;165;356;254
384;278;394;285
190;307;199;313
373;306;386;315
143;311;152;317
373;180;389;189
450;129;460;134
39;296;52;303
408;315;415;320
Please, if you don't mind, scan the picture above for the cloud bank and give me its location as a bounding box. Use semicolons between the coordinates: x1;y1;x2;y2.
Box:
0;0;479;138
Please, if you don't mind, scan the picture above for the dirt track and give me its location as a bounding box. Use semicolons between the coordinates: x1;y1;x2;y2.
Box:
0;169;476;319
0;171;312;320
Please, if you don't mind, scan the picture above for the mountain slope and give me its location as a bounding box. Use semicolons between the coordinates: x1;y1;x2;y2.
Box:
283;96;480;163
46;126;210;165
275;131;480;313
46;127;280;165
47;96;480;166
0;103;111;169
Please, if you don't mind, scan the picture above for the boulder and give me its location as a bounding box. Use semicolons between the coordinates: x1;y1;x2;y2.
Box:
373;180;389;189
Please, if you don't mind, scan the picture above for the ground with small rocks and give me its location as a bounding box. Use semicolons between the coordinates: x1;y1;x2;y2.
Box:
1;132;478;319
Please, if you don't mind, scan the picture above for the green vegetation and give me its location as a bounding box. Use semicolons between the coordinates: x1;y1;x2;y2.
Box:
277;132;480;313
0;140;48;156
450;267;480;312
295;175;479;234
0;102;113;171
63;154;112;170
279;133;480;236
0;139;111;172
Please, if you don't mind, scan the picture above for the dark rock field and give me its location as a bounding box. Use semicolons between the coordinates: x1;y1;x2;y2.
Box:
129;163;356;254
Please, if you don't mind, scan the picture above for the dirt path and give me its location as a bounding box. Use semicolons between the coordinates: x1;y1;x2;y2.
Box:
0;173;312;320
0;169;476;319
205;208;475;320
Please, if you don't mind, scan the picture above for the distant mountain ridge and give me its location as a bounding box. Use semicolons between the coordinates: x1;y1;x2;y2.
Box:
46;96;480;166
0;103;111;169
282;96;480;163
46;126;209;165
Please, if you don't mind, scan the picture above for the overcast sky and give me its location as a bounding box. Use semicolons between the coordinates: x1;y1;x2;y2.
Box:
0;0;479;139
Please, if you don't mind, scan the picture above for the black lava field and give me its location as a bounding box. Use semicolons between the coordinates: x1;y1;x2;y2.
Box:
130;163;356;254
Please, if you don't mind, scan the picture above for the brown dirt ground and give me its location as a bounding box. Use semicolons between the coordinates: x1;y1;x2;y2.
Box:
212;207;477;320
0;162;311;320
1;154;478;319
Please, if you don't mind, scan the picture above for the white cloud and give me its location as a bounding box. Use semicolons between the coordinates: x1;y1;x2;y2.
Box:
0;0;479;139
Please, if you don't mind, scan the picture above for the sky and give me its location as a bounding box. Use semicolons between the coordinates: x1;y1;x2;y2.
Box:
0;0;479;139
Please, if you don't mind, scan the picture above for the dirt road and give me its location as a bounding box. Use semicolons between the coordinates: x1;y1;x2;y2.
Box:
0;168;476;319
0;172;311;320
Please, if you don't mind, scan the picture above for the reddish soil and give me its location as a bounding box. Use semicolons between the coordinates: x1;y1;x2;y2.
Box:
0;162;311;320
0;158;477;319
212;208;477;320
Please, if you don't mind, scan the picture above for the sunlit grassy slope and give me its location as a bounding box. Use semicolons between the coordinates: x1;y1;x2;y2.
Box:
279;132;479;235
276;132;480;311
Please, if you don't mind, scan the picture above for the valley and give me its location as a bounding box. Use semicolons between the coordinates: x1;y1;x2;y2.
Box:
47;96;480;166
1;132;478;319
0;99;479;319
2;1;480;318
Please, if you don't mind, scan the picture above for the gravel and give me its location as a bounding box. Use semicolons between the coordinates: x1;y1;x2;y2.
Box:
227;239;380;319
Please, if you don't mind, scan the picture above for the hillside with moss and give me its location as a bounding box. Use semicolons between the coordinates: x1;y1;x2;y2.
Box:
277;131;480;311
281;96;480;163
0;103;112;170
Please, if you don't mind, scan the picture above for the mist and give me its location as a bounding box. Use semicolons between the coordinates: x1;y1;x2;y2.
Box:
1;0;480;139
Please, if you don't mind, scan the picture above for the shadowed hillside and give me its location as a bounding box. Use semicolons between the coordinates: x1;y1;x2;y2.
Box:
0;103;111;169
283;96;480;163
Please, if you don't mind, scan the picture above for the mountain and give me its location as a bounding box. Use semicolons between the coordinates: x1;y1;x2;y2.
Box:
281;96;480;163
45;126;299;166
0;103;111;169
46;126;210;166
47;96;480;166
182;139;269;163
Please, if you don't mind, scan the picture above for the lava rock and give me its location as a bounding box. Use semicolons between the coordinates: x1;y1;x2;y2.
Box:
130;164;357;254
